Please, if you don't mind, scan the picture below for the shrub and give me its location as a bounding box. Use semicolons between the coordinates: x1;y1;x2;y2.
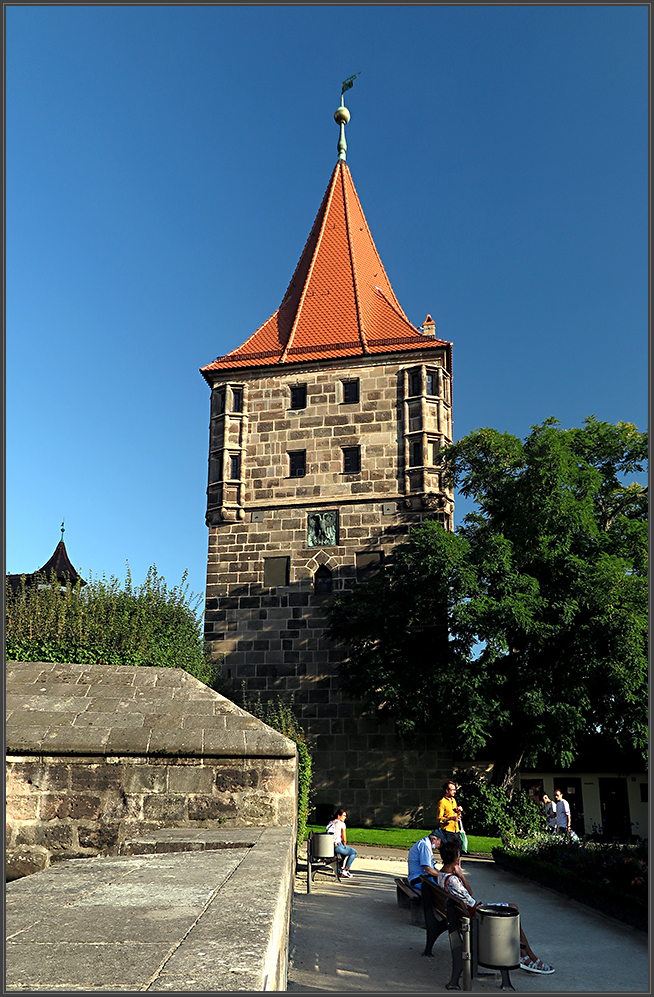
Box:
455;768;545;839
493;837;647;931
5;564;215;685
241;689;313;848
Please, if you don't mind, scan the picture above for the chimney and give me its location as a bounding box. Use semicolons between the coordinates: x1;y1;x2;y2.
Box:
422;314;436;338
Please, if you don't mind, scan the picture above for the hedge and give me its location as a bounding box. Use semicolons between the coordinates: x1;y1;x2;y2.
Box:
492;847;647;932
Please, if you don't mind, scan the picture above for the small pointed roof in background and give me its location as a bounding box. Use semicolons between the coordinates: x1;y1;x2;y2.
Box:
6;537;86;595
201;161;449;377
37;540;85;587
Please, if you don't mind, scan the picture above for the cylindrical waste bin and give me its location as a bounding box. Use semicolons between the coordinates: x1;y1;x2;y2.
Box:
311;833;335;859
476;904;520;970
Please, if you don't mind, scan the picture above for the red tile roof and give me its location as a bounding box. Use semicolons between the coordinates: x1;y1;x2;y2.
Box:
201;162;449;378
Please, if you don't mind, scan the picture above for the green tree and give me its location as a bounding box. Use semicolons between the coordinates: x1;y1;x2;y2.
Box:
5;563;218;687
327;417;647;790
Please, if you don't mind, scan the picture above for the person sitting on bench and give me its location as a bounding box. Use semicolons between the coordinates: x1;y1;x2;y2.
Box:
437;841;555;976
326;808;357;878
407;830;443;891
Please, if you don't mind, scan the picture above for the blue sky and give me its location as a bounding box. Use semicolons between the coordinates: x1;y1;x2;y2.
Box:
6;5;648;605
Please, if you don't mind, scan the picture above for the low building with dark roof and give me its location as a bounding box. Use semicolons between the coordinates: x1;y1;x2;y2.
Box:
6;537;86;595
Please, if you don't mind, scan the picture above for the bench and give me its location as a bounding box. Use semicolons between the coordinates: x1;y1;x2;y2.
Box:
420;877;515;992
394;877;425;926
306;833;342;893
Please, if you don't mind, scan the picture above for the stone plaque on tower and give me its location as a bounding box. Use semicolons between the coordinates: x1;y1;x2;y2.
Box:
307;511;338;548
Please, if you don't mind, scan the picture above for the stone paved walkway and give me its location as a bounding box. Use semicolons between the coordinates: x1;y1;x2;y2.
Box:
288;851;648;992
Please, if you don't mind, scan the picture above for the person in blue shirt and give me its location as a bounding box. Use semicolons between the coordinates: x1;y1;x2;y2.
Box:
407;830;443;891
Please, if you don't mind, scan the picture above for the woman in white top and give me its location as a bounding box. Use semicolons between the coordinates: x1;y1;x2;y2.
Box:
437;841;554;975
325;808;357;877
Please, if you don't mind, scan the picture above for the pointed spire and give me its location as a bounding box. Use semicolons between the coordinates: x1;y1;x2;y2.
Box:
37;538;85;588
201;93;451;378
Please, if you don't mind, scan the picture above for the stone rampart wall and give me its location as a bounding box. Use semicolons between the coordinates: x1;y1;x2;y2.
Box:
6;753;297;881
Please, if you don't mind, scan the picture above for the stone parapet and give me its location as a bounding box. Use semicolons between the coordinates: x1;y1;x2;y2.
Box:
6;826;295;991
6;661;298;879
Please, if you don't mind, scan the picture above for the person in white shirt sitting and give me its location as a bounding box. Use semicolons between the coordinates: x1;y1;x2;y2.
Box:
437;841;555;976
326;808;357;877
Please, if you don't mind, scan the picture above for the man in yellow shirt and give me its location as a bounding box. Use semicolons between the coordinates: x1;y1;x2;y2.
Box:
437;780;463;846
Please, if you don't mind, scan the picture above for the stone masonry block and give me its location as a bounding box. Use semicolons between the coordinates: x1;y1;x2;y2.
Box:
142;795;187;822
188;796;238;821
35;823;76;850
77;824;121;851
122;766;168;794
6;796;39;820
167;766;214;795
70;765;123;793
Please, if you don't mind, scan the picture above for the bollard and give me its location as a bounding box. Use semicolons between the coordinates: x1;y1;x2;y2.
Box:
306;837;312;893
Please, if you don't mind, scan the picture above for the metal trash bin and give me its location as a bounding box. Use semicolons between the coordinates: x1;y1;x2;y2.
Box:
476;904;520;970
311;833;335;859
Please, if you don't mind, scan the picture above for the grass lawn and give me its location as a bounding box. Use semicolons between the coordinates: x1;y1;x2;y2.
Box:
305;825;501;854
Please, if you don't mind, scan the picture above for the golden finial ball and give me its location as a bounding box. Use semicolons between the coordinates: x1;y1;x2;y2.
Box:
334;105;351;125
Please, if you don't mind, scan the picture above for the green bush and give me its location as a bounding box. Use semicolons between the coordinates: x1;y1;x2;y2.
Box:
493;838;647;931
5;564;215;685
241;690;313;848
455;769;545;839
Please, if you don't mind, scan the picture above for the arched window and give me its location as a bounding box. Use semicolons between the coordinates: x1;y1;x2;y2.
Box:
314;564;333;595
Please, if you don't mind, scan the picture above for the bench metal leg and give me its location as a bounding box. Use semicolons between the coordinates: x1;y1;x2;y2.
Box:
446;900;464;990
460;917;472;992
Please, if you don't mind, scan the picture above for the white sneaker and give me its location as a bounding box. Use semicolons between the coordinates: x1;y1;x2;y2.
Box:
341;870;352;878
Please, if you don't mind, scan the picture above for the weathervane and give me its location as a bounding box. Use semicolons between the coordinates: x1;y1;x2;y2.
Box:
335;72;360;162
60;519;65;542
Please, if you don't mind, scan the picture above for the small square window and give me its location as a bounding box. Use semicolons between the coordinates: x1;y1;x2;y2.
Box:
356;551;383;582
408;404;421;432
343;446;361;473
409;470;423;492
409;371;421;396
230;455;240;479
427;371;438;395
232;389;243;412
212;390;225;416
409;440;422;467
343;380;360;404
290;385;307;409
264;556;289;587
289;451;306;477
210;455;223;482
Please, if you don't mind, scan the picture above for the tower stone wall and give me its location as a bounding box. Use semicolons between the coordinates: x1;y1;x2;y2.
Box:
203;352;455;826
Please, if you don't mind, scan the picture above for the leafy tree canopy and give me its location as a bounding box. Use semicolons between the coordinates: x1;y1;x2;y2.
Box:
326;417;647;789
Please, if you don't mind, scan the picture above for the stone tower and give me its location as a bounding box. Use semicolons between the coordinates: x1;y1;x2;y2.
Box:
201;108;454;826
